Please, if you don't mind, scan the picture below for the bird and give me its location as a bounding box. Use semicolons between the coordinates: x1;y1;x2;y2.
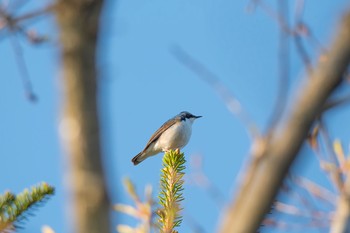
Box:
132;111;202;165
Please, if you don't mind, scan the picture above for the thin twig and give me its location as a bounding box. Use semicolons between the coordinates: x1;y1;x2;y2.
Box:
12;4;54;24
266;0;290;133
293;0;313;71
9;34;37;101
188;154;226;208
291;175;337;206
249;0;292;33
331;140;350;232
263;218;330;231
171;46;260;139
294;26;313;70
262;178;332;233
274;201;331;220
0;3;55;102
318;122;344;192
323;94;350;112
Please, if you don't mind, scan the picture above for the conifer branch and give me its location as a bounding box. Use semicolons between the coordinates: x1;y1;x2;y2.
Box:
0;182;55;232
158;150;186;233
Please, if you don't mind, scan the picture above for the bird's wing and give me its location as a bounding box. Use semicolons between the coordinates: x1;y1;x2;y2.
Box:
142;118;178;151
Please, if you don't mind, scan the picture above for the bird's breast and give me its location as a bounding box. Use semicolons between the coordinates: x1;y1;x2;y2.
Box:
156;121;192;151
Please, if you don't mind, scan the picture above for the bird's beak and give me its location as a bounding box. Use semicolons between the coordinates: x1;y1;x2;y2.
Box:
194;115;202;119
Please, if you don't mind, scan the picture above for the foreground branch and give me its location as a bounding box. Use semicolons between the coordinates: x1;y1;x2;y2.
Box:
55;1;110;233
0;183;54;232
330;143;350;233
219;11;350;233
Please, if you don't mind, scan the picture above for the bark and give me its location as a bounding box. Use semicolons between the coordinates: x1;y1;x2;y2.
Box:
218;11;350;233
55;1;110;233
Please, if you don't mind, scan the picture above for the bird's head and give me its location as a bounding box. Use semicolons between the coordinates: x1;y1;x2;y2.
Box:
179;111;202;123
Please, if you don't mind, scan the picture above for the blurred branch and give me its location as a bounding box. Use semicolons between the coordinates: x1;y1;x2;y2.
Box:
307;121;345;193
188;154;226;208
262;176;334;231
273;201;330;220
55;1;110;233
171;46;260;139
323;94;350;112
293;0;313;71
9;34;37;101
114;178;154;233
263;218;329;231
247;0;290;32
0;183;55;232
266;0;290;132
0;2;54;102
248;0;325;71
218;10;350;233
292;176;337;206
318;123;344;192
330;140;350;233
11;4;54;24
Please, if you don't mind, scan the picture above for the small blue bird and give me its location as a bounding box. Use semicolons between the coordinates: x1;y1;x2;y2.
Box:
132;111;202;165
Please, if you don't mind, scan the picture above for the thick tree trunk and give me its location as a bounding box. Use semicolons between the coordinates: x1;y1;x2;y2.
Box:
55;1;110;233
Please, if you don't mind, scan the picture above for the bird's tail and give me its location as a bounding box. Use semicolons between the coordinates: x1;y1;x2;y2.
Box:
131;152;146;165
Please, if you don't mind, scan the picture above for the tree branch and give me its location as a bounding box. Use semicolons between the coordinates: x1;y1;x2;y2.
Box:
55;1;110;233
331;144;350;233
218;10;350;233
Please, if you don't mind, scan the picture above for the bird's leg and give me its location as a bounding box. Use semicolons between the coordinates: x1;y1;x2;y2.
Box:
175;148;180;154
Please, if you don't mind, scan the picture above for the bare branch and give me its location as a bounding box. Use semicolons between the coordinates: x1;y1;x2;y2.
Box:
171;46;260;139
218;11;350;233
9;34;37;102
0;3;55;102
266;0;290;132
331;140;350;233
188;154;226;207
11;4;54;24
323;94;350;112
292;175;337;206
292;0;313;71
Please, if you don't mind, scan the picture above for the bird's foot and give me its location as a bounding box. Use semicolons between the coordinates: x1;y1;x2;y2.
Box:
175;148;180;154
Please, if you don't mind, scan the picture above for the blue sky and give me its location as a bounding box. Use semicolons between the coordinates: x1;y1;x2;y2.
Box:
1;0;350;233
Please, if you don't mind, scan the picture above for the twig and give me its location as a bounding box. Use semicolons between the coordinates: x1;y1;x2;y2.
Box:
248;0;291;33
323;94;350;112
171;46;260;139
273;201;331;220
9;34;37;101
0;3;55;102
263;218;330;231
293;0;313;71
12;4;55;24
331;140;350;233
291;175;337;206
188;154;226;208
266;0;290;133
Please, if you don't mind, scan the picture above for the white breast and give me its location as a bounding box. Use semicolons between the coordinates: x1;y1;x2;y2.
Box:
155;119;192;151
